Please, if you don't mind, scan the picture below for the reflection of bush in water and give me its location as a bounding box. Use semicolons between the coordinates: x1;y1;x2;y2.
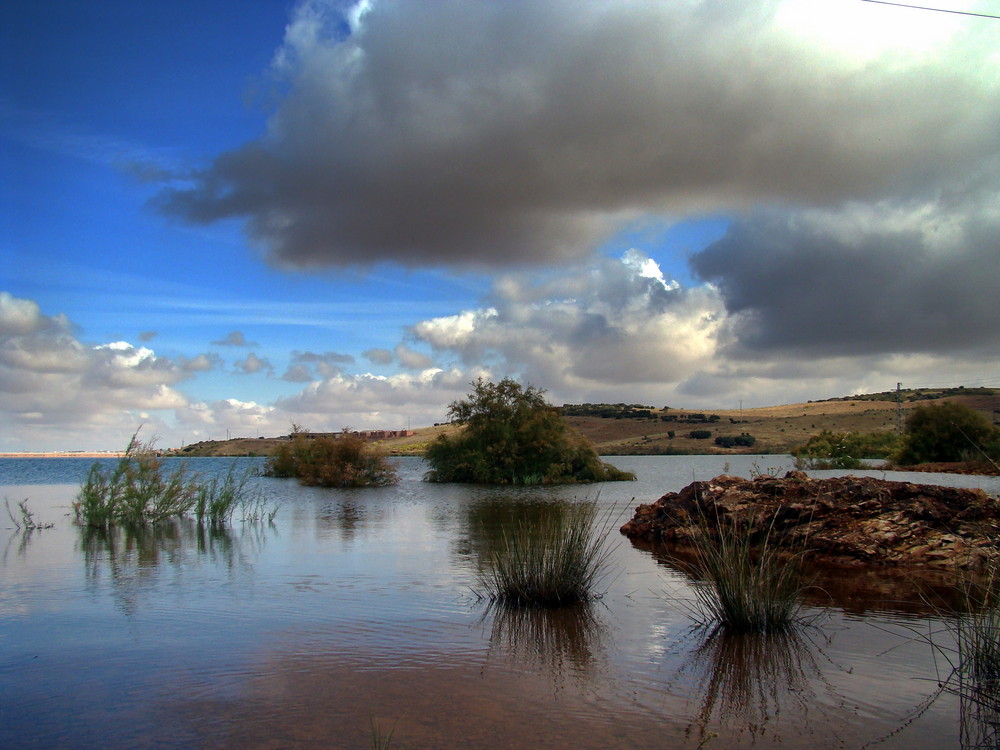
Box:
485;601;607;678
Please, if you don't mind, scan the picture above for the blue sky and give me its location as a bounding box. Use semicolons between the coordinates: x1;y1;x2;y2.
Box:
3;0;1000;451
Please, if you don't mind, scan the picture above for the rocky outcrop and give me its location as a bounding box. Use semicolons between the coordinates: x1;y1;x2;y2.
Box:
620;472;1000;568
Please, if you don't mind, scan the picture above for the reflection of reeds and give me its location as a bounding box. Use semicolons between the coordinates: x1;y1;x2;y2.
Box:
485;600;606;676
369;716;396;750
477;501;614;607
80;520;270;613
683;625;825;744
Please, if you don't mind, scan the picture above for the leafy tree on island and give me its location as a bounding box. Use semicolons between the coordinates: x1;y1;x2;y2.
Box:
424;377;636;484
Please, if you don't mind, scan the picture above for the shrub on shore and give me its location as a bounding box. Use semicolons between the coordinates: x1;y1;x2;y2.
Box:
263;432;398;487
793;429;900;469
894;402;999;465
424;378;635;485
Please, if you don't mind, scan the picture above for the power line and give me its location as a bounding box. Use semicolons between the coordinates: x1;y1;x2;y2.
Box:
861;0;1000;19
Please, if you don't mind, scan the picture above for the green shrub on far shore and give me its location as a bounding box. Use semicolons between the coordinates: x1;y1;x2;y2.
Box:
793;429;900;469
424;378;635;485
894;402;999;466
263;432;398;487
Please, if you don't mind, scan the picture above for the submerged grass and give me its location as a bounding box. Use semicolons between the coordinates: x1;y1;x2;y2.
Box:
4;498;54;530
679;508;811;634
477;501;616;608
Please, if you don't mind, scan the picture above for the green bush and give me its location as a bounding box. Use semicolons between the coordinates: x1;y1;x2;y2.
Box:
689;429;712;440
714;434;757;449
793;430;900;469
424;378;635;484
263;433;398;487
894;402;998;465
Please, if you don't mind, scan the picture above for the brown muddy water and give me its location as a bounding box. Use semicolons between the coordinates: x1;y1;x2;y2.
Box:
2;455;999;749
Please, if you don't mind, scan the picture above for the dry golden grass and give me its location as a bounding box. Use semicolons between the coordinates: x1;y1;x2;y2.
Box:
171;394;997;458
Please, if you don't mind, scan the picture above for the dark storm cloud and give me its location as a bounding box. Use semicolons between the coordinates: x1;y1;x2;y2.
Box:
154;0;1000;269
691;198;1000;357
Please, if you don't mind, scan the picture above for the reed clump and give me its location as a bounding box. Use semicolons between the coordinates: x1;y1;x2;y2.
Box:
948;568;1000;710
478;501;615;607
681;510;810;634
75;432;271;528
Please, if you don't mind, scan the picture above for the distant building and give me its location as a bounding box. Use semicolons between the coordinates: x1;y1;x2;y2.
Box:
287;429;413;441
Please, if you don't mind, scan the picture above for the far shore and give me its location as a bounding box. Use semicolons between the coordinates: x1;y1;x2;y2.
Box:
0;452;126;458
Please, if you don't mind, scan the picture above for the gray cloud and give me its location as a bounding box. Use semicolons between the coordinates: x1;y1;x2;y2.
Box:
154;0;1000;269
394;344;434;370
363;348;394;366
139;330;158;342
281;349;355;380
178;353;221;373
234;352;273;375
212;330;255;347
690;186;1000;358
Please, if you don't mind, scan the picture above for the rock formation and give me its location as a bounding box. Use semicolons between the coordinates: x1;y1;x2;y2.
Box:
621;472;1000;568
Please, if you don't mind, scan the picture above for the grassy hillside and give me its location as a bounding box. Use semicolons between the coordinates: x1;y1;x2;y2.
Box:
169;388;1000;458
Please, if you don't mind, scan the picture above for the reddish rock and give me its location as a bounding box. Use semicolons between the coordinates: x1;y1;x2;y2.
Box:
620;472;1000;568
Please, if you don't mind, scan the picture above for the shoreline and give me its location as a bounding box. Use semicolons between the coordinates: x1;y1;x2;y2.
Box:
0;452;126;458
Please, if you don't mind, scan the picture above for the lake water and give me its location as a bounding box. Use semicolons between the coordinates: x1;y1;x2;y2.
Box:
2;455;999;749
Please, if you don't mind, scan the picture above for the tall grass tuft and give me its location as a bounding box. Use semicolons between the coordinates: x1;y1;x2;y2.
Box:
76;433;197;528
477;501;615;607
194;464;254;525
681;509;810;634
76;431;274;528
947;567;1000;742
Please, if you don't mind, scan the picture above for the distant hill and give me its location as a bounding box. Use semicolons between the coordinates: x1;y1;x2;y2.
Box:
169;388;1000;458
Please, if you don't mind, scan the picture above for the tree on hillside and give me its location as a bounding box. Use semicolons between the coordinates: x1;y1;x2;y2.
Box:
894;402;998;465
424;377;635;484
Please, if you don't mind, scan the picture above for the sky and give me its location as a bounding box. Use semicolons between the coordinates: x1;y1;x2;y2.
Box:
2;0;1000;452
